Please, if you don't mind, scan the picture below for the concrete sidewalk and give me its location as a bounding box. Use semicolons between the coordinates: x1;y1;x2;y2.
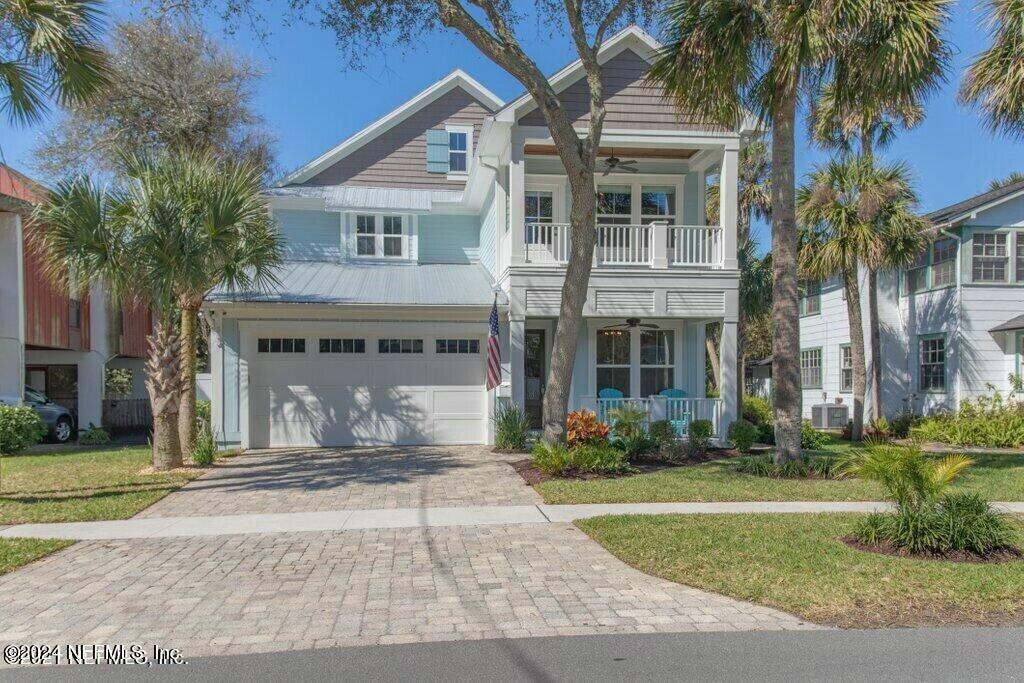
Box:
5;501;1023;541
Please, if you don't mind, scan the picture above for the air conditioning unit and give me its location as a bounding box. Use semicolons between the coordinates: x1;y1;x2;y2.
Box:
811;404;849;430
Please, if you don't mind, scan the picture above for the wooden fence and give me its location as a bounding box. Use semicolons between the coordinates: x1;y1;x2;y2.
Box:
102;398;152;432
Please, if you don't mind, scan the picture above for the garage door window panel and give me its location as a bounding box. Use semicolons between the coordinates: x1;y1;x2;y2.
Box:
436;339;480;354
320;338;366;353
379;338;423;354
258;338;305;353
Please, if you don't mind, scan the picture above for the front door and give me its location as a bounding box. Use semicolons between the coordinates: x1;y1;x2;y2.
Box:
525;329;545;429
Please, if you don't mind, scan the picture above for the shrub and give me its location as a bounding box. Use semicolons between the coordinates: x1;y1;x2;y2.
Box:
79;424;110;446
841;443;1018;556
867;417;891;439
0;406;46;454
648;419;677;448
493;402;531;451
196;399;212;428
757;422;775;445
728;419;758;453
566;409;609;448
800;420;829;450
909;388;1024;448
615;431;657;460
606;404;648;439
889;410;916;439
741;395;772;427
735;453;838;479
734;454;775;477
687;419;714;455
531;440;628;476
104;368;133;397
190;420;217;466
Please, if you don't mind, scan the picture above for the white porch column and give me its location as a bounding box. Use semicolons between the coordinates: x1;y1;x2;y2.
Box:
651;222;669;269
719;320;738;441
509;314;526;409
509;140;526;265
0;213;25;403
719;144;739;270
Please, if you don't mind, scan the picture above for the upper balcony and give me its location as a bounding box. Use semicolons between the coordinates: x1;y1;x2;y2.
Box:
524;221;723;268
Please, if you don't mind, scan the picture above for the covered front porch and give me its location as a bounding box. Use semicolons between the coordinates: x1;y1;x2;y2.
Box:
508;315;733;438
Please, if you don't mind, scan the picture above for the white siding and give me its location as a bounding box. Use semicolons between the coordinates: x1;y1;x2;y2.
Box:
478;187;497;279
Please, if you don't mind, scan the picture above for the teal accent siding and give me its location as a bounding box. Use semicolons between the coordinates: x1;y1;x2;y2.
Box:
418;213;480;264
683;171;700;225
478;187;497;278
220;319;241;442
426;129;450;173
274;209;340;261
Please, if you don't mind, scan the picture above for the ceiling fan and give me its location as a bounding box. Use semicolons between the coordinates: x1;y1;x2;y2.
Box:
602;154;638;175
601;318;659;331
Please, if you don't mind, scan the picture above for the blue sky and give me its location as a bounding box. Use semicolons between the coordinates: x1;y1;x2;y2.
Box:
2;0;1022;249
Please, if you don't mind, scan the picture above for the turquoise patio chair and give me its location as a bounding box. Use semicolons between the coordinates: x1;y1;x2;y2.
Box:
658;388;689;436
597;387;624;423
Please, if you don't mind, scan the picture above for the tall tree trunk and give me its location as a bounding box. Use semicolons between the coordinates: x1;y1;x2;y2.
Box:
868;268;883;421
843;268;867;441
178;303;200;456
542;177;598;443
770;84;802;463
706;335;721;393
146;317;183;470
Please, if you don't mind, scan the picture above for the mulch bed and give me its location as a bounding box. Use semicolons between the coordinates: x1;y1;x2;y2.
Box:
842;537;1024;565
511;449;740;486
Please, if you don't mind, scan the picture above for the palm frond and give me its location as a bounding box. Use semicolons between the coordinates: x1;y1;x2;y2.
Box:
960;0;1024;140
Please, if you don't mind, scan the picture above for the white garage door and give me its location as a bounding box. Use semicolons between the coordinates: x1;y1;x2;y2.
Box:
248;334;486;448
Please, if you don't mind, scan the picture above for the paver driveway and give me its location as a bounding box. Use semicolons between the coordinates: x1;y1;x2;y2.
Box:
138;446;540;517
0;447;816;660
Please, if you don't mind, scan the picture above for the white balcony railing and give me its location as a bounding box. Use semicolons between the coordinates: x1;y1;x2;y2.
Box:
582;396;724;438
524;222;723;268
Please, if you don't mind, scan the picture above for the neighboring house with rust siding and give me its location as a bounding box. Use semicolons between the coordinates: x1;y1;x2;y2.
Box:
0;164;150;438
205;26;746;449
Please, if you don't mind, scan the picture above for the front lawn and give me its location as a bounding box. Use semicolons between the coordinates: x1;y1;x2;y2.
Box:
577;513;1024;628
0;445;207;576
535;448;1024;504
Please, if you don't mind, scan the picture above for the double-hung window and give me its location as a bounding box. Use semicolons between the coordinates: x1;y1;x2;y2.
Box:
972;232;1008;282
640;330;674;396
840;344;853;392
597;186;633;225
1016;236;1024;283
354;214;405;258
800;348;822;388
524;190;554;245
596;329;631;397
931;238;957;288
919;335;946;391
448;131;467;172
799;280;821;316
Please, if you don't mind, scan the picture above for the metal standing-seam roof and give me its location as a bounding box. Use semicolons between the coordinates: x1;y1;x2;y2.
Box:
264;185;463;212
207;261;503;307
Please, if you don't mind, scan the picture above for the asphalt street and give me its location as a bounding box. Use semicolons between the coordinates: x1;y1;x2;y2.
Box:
6;627;1024;681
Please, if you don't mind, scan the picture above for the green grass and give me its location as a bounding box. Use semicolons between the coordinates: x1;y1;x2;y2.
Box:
0;538;72;575
0;445;207;576
0;446;202;525
578;513;1024;628
536;441;1024;504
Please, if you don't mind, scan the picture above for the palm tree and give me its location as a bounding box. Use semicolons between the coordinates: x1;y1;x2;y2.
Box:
1;0;109;124
651;0;949;461
30;150;280;469
810;94;925;421
988;171;1024;190
960;0;1024;140
798;157;925;440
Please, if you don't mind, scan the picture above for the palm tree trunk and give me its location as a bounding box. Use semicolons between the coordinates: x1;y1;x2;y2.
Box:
706;335;721;393
843;268;867;441
542;178;598;443
868;268;883;421
770;83;802;463
145;316;183;470
178;304;200;456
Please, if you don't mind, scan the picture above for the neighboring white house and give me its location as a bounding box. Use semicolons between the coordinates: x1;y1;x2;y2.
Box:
204;26;744;449
797;178;1024;422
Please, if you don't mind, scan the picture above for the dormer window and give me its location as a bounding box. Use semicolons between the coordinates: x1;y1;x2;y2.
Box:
425;125;472;178
353;213;411;259
448;131;467;172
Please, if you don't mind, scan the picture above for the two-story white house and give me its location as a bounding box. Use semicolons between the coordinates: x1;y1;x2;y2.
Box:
797;178;1024;421
204;26;743;449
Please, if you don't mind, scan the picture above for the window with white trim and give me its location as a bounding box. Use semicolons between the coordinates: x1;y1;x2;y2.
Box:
356;215;376;256
378;339;423;354
383;216;403;257
640;186;676;223
972;232;1008;282
525;190;554;246
800;348;822;388
436;339;479;354
597;186;632;225
919;335;946;391
640;330;674;396
596;329;631;396
354;214;407;259
258;338;306;353
840;344;853;392
448;131;467;172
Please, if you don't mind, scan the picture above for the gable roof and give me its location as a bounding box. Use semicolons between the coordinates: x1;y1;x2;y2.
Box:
492;25;663;123
927;178;1024;227
279;70;504;187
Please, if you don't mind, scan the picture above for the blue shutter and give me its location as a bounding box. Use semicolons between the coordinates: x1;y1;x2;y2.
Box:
426;129;449;173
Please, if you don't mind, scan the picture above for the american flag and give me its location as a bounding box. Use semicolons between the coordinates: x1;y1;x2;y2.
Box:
486;299;501;390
